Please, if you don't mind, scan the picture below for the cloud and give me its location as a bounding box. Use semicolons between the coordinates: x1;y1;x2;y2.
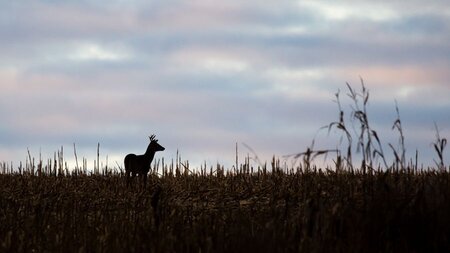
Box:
66;43;131;62
0;0;449;168
299;1;398;22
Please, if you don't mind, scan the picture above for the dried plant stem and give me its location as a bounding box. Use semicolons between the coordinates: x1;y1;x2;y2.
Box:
433;123;447;170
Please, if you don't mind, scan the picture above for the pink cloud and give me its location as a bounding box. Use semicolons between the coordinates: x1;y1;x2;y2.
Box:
336;65;450;87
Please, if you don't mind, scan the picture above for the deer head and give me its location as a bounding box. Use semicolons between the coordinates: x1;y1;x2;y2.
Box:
148;135;165;152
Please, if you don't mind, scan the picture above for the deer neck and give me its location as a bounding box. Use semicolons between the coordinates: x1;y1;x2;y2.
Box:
144;146;156;160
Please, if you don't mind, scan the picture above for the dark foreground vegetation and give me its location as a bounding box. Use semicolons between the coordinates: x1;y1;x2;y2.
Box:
1;164;450;253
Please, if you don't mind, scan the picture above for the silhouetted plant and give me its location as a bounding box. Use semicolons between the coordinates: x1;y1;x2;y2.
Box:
433;123;447;170
310;79;389;171
389;102;406;171
287;139;338;171
324;88;353;171
346;79;389;172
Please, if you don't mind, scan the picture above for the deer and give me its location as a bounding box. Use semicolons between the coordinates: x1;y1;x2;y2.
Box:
124;135;165;187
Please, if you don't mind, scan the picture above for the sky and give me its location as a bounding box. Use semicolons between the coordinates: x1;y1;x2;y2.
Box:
1;0;449;170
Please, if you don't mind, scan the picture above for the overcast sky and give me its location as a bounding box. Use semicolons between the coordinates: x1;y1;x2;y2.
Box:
1;0;449;169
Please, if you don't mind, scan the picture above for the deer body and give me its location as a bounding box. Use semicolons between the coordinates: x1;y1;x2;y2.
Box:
124;135;165;187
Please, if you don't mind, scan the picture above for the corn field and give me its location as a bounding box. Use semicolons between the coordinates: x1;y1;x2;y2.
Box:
1;83;448;252
1;159;450;253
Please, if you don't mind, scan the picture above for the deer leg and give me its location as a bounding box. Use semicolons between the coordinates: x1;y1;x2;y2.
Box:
143;173;147;189
131;172;136;187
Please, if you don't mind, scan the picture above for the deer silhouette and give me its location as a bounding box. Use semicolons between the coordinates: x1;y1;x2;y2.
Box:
124;135;165;187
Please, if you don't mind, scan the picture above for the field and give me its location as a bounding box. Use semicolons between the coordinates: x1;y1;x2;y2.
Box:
1;161;450;253
1;84;448;252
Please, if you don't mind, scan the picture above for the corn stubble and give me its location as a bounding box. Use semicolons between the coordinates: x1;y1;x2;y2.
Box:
2;160;450;252
1;82;449;252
